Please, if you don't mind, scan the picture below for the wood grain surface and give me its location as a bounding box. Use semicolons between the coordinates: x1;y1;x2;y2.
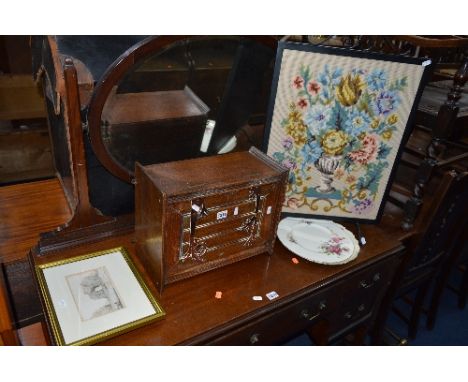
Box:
30;223;402;345
0;179;72;264
1;178;407;345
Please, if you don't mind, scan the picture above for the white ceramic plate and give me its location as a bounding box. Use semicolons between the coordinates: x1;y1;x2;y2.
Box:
277;218;360;265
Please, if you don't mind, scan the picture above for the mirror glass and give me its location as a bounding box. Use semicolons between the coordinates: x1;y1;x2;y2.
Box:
99;36;276;175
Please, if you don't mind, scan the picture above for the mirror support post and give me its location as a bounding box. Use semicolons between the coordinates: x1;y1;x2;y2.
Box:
34;58;129;256
61;58;113;229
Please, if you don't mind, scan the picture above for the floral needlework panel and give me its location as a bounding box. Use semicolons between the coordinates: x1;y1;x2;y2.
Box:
267;48;425;221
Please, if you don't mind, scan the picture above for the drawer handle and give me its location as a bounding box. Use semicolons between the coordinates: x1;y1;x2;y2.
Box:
185;199;209;260
250;333;260;345
359;280;374;289
301;309;321;321
359;273;381;289
301;301;327;321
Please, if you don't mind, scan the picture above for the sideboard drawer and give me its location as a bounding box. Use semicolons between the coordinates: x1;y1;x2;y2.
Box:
329;255;399;333
207;252;401;345
207;285;339;345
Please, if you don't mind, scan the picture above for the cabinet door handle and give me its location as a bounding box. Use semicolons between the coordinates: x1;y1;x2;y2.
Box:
250;333;260;345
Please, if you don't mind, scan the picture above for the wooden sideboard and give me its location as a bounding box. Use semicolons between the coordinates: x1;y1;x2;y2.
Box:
0;179;405;345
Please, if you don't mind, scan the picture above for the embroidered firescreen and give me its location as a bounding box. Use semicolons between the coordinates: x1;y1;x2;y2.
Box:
264;42;431;222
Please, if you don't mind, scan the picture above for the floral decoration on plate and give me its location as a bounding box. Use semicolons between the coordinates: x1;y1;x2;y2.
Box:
320;236;350;256
277;217;359;265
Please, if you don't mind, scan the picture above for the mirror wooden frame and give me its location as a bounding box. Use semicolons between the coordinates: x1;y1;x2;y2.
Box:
87;35;278;183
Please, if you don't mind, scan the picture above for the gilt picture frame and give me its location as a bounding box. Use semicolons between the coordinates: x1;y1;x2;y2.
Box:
263;41;432;222
35;247;165;345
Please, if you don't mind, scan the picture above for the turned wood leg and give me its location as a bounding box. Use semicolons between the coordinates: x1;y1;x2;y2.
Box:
403;58;468;231
402;158;436;231
408;283;430;339
427;235;466;329
370;298;392;345
426;267;451;330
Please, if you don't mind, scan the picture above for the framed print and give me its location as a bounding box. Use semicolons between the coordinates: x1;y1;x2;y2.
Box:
35;247;165;345
264;42;432;222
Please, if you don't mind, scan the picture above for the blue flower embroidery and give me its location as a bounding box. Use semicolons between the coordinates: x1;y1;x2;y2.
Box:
344;109;371;136
331;67;343;84
304;105;330;135
317;65;343;86
318;71;329;86
367;69;387;91
301;139;322;169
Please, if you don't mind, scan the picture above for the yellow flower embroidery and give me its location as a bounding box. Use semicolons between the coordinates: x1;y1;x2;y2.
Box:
387;114;398;125
284;103;308;145
336;74;365;107
285;121;300;136
370;118;380;129
382;130;393;140
321;130;348;156
291;135;306;146
286;121;307;146
289;110;302;123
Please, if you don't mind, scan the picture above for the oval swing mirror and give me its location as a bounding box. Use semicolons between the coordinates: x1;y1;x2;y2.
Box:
87;35;277;183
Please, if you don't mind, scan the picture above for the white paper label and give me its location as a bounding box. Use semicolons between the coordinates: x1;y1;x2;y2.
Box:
266;206;272;215
217;210;228;220
234;206;239;215
266;291;279;300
